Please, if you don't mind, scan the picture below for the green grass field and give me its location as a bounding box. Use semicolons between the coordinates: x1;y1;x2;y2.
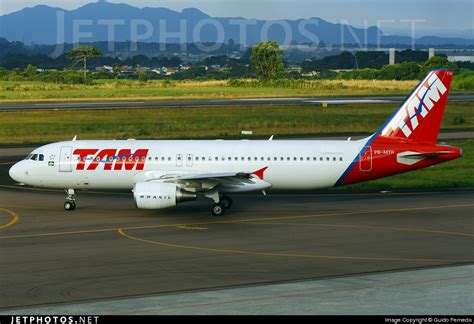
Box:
0;101;472;145
0;79;420;101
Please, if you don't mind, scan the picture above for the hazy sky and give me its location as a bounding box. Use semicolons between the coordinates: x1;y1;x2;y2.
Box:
1;0;473;37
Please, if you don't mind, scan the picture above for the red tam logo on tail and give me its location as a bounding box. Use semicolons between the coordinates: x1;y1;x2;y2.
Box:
380;69;453;144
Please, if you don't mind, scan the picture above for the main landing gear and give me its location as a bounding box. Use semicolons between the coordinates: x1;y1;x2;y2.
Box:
211;195;233;217
206;190;233;217
64;189;76;211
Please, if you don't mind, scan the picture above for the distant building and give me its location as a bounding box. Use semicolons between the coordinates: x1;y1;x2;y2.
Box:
119;65;131;73
95;65;113;73
302;71;319;77
389;48;396;65
162;67;177;75
179;65;192;71
135;66;151;74
448;56;474;63
36;68;58;73
286;65;303;74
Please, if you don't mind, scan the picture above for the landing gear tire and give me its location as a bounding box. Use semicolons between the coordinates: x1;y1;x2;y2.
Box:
64;189;76;211
220;195;233;209
211;203;226;217
64;201;76;211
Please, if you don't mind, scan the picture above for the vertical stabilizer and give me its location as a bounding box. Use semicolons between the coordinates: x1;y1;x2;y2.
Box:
379;69;453;144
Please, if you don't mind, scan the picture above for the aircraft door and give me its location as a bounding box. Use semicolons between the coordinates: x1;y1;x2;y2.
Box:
186;154;193;167
176;154;183;167
359;146;372;172
59;146;73;172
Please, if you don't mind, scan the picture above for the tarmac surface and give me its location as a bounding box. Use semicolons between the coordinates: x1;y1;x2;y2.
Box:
3;265;473;315
0;153;473;312
1;94;474;112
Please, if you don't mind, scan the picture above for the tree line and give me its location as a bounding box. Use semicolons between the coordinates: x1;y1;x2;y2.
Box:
0;41;472;84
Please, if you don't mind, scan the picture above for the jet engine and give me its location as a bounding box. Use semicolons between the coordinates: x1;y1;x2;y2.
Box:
133;182;196;209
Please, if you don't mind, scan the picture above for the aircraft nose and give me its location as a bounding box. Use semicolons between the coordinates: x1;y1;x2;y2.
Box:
9;162;24;183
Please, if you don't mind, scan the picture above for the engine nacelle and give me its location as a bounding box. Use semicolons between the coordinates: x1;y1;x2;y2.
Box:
133;182;196;210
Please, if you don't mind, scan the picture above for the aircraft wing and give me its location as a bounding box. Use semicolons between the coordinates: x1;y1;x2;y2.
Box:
160;171;247;180
134;167;271;193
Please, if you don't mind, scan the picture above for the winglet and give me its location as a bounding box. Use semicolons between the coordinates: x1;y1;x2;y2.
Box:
252;167;268;180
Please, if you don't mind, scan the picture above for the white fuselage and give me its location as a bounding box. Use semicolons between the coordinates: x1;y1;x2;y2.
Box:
10;139;369;191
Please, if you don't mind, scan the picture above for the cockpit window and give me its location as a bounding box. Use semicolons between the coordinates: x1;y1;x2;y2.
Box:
27;154;44;161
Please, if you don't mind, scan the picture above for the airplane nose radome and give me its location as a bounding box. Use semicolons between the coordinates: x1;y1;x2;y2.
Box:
9;163;21;183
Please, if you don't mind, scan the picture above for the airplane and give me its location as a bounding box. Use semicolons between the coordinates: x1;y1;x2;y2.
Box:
9;69;463;216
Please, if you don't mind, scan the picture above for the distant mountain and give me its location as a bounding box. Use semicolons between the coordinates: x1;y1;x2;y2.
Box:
0;2;473;46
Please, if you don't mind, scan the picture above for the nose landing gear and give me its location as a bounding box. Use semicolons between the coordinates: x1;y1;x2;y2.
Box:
64;189;76;211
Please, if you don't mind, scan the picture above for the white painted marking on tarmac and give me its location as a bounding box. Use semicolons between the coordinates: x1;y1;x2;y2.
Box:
34;102;146;106
304;99;393;104
235;98;309;101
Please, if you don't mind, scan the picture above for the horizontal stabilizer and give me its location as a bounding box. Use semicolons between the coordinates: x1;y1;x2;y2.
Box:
396;150;452;165
400;151;452;159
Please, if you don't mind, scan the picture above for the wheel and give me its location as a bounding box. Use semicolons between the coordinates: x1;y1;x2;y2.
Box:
220;195;233;209
211;203;226;216
64;201;75;211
